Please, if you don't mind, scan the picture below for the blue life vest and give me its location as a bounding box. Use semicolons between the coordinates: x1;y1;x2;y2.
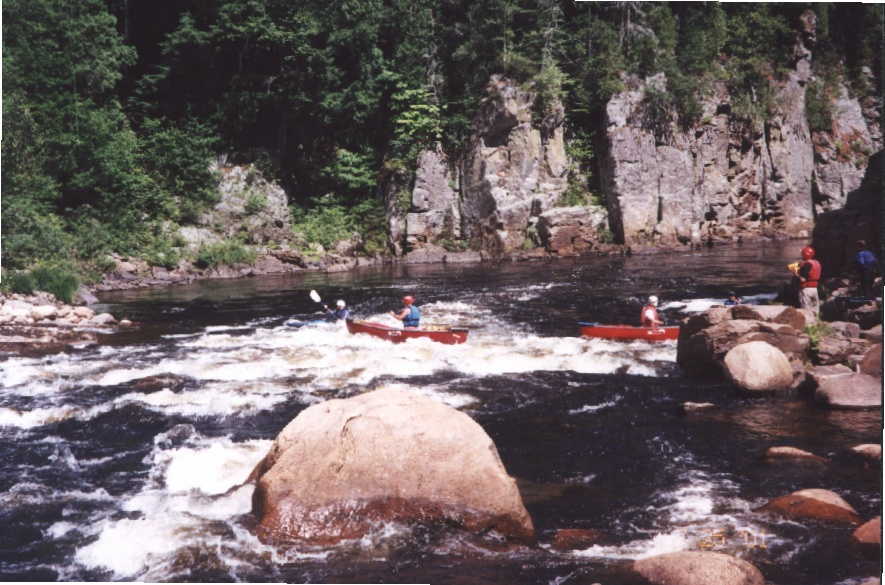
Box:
857;249;878;269
403;305;421;328
328;308;350;321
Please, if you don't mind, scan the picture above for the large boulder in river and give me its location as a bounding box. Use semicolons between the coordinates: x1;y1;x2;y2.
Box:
249;387;534;545
815;372;882;409
724;341;794;391
758;488;861;524
678;319;763;376
633;551;765;585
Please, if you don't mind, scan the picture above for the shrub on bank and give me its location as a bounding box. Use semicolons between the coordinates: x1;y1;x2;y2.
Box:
1;265;80;303
195;240;256;268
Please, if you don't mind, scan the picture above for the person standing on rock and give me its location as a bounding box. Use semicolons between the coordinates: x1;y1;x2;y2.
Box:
391;295;421;328
641;295;663;327
796;246;822;318
323;299;350;322
855;240;879;298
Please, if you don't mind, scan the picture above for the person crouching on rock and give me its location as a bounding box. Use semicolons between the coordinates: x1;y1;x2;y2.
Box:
855;240;879;299
796;246;822;318
641;295;663;327
324;299;350;321
391;295;421;329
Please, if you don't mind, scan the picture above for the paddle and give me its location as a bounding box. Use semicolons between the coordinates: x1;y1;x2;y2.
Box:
310;289;322;304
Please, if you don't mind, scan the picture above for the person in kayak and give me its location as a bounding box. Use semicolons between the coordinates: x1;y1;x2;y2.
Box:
795;246;821;318
724;291;743;306
641;295;663;327
391;295;421;328
323;299;350;321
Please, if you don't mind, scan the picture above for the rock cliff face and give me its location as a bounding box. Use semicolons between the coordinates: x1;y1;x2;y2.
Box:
812;150;883;278
179;161;294;251
460;76;570;255
600;10;880;247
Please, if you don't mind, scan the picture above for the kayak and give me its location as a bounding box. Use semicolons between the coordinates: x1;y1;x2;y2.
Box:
346;319;469;345
285;319;327;328
578;322;679;341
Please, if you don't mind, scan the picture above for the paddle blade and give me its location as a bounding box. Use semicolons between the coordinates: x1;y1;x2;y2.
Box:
309;290;321;303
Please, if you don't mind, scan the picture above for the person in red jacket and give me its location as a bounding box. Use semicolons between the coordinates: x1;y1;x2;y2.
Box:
641;295;663;327
796;246;822;318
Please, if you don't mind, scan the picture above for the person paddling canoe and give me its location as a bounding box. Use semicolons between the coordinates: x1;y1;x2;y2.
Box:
391;295;421;329
640;295;663;327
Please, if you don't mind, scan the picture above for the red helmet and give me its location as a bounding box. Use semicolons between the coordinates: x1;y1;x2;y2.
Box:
402;295;415;305
801;246;815;260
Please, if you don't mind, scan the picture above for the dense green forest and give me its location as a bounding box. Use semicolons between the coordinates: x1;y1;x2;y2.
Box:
3;1;882;287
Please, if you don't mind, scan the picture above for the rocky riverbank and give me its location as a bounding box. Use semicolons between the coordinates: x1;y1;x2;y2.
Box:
0;292;129;358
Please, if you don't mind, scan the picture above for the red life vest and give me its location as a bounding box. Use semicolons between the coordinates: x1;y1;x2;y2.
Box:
801;259;821;288
641;304;660;326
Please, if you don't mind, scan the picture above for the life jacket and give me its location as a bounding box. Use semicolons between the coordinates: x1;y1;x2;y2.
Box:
857;250;878;269
329;308;349;321
640;304;659;327
800;259;821;288
403;305;421;328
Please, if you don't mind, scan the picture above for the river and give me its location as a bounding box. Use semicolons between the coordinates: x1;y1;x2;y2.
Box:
1;242;880;584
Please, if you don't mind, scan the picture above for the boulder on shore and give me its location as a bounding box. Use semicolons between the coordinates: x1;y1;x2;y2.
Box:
757;488;861;524
724;341;793;391
249;387;534;545
633;551;765;585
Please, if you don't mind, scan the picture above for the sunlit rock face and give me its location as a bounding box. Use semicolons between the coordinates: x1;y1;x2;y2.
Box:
461;76;569;256
600;9;879;247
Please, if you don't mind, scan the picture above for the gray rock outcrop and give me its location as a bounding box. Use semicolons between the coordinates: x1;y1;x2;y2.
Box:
600;11;879;247
461;76;569;255
536;205;609;255
249;387;534;545
405;148;460;250
181;161;293;250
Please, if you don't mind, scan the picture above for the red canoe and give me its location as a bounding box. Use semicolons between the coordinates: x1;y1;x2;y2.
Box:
578;322;679;341
346;319;469;345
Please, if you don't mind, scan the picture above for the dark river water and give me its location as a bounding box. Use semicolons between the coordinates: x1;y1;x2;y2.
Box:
1;242;880;584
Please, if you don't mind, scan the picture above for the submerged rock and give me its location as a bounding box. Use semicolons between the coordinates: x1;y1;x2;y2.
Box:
249;387;534;545
549;528;606;551
765;446;827;463
758;488;861;524
633;551;765;585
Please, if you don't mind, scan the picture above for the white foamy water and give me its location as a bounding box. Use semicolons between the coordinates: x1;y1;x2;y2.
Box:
1;300;678;430
571;470;774;562
73;435;275;578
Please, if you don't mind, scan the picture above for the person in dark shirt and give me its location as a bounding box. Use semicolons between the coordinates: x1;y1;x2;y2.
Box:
323;299;350;321
855;240;879;298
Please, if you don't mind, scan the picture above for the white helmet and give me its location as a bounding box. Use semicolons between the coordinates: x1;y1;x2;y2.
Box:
648;295;659;306
336;299;346;308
